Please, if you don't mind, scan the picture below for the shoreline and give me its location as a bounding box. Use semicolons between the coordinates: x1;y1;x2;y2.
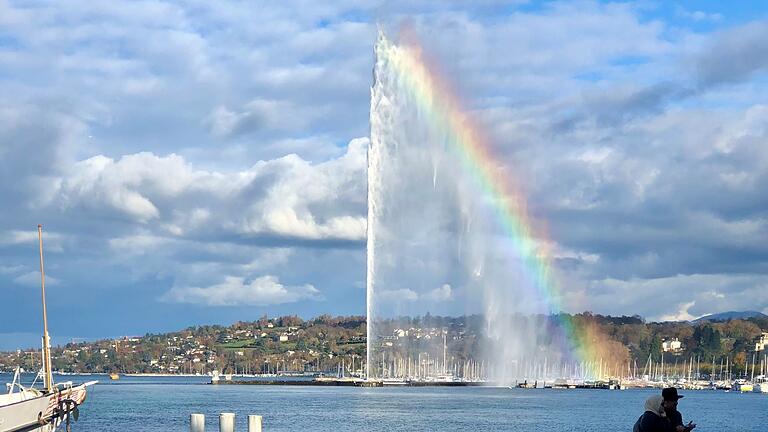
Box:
211;379;630;389
211;379;765;391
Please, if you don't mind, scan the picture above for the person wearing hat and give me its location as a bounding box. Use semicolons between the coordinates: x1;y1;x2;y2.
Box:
662;387;696;432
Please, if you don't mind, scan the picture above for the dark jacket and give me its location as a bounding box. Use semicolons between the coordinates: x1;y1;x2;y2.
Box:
633;412;674;432
665;408;683;429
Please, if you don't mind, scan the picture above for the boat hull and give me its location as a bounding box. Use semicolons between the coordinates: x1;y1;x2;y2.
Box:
0;390;51;432
0;382;92;432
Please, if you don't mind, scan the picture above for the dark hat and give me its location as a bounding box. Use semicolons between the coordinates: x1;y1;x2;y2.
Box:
662;387;684;400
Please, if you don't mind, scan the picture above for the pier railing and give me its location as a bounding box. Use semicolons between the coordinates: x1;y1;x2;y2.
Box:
190;413;263;432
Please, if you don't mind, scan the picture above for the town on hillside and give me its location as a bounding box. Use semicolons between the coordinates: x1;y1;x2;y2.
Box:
1;313;767;381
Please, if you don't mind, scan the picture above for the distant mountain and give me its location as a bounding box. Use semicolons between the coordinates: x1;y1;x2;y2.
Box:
693;310;768;323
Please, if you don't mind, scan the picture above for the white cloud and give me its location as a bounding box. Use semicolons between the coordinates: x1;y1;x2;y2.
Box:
13;271;60;288
425;284;453;302
207;99;329;137
207;106;240;137
160;275;321;306
0;230;64;252
262;210;365;241
658;301;699;322
52;138;367;242
379;288;419;303
60;154;168;222
584;274;768;321
0;230;40;245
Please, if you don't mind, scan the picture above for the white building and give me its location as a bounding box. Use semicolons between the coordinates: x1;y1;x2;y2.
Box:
755;333;768;352
662;338;683;353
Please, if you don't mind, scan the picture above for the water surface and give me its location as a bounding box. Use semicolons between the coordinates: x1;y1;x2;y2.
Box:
37;375;766;431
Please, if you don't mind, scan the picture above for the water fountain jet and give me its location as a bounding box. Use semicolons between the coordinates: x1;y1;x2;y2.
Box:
366;31;615;385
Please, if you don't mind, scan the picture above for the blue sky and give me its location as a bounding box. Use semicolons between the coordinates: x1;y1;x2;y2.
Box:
1;1;767;350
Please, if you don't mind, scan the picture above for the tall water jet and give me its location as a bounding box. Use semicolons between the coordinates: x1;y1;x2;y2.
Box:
367;31;624;383
367;30;477;379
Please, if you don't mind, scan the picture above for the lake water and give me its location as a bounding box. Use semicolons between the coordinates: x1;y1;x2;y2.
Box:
6;375;767;431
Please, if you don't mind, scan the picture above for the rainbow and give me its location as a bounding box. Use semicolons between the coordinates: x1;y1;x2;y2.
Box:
374;30;607;369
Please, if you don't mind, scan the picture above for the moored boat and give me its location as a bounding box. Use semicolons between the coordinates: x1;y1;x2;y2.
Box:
734;380;753;392
381;378;408;386
0;369;51;432
0;225;97;431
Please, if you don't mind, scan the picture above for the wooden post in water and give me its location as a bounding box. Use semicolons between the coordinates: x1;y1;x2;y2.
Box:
220;413;235;432
248;415;263;432
190;413;205;432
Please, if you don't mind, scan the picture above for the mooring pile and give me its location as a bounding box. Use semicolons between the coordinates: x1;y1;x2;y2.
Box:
190;413;263;432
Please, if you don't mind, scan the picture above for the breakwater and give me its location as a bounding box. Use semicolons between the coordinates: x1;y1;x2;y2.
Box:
210;379;490;387
209;378;621;388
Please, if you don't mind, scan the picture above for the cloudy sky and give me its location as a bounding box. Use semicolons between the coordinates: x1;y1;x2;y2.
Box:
1;0;767;349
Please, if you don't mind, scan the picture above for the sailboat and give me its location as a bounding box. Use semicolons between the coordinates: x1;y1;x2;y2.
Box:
0;225;97;431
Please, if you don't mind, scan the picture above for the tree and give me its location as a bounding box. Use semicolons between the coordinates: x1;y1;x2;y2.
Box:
692;324;722;357
637;333;663;362
733;351;747;377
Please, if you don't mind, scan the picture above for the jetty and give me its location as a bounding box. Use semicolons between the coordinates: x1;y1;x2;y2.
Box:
210;377;491;387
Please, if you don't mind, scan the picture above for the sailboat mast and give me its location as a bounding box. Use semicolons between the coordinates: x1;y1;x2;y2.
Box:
38;224;53;391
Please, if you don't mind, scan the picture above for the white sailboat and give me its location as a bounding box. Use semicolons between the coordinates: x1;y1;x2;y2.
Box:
0;225;97;432
0;368;52;432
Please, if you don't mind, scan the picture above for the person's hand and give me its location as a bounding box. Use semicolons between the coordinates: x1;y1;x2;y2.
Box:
686;421;697;431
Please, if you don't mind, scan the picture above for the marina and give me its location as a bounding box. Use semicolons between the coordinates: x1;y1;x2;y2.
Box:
210;375;768;391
